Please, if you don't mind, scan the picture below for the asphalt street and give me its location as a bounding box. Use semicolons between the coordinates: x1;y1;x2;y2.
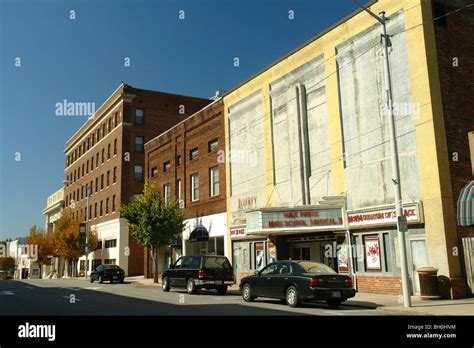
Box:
0;278;407;316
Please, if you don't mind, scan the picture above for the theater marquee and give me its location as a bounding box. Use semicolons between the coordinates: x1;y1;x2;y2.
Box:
245;206;346;235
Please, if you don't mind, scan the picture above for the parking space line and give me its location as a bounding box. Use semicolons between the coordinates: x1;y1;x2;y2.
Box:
25;286;33;289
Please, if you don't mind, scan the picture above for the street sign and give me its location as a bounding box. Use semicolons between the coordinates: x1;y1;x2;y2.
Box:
398;216;408;232
79;223;86;236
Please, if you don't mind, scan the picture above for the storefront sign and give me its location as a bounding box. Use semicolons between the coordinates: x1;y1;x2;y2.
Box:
347;202;422;228
246;207;345;235
230;227;246;238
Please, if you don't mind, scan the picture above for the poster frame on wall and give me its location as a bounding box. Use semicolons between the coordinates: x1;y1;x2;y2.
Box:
364;235;382;271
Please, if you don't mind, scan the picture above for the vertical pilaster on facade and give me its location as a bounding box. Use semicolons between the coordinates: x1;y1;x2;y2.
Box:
324;46;346;196
262;85;275;208
405;0;461;277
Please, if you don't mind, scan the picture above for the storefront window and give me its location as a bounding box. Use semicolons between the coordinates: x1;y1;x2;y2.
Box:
255;242;265;270
383;233;392;272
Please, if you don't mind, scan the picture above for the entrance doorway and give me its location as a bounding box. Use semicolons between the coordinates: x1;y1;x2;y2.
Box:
409;238;428;295
291;247;310;260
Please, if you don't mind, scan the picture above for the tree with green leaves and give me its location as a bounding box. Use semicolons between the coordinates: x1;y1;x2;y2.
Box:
121;180;185;283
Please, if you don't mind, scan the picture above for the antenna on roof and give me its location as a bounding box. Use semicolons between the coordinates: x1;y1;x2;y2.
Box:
210;90;226;100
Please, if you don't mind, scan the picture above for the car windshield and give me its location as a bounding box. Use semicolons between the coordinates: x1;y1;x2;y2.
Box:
298;262;336;275
104;265;119;270
203;257;231;269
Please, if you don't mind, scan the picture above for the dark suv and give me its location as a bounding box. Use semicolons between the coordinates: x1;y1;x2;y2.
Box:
161;255;234;295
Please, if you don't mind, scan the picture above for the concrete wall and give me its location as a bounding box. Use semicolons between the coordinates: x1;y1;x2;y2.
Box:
228;91;266;225
270;55;333;206
336;10;420;210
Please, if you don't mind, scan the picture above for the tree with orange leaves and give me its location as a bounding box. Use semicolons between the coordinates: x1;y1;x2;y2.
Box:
52;209;98;277
27;224;54;279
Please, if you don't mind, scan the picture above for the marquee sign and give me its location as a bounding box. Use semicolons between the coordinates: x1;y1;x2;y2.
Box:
246;207;345;235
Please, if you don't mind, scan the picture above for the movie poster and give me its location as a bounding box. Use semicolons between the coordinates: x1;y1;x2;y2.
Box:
365;236;381;270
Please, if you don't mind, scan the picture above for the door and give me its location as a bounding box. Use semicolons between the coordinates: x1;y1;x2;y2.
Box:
177;256;192;287
170;257;183;286
233;244;243;283
256;263;279;297
410;239;428;295
292;247;310;260
270;262;292;298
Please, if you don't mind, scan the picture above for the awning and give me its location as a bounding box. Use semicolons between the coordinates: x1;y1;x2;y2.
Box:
457;181;474;226
169;239;182;249
189;226;209;242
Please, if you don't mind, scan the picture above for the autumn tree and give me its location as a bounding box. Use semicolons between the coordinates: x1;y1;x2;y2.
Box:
27;225;54;279
121;180;184;283
52;209;98;277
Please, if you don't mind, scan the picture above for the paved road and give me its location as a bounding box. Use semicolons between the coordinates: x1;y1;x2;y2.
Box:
0;278;406;316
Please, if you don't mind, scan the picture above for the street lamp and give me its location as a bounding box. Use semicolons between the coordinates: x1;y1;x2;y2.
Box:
353;0;412;307
63;179;91;280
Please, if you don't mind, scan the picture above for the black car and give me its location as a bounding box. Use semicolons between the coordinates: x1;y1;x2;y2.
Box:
240;260;355;308
161;255;234;295
90;264;125;284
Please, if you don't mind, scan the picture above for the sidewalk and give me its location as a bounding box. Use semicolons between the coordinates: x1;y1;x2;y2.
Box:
345;292;474;315
126;276;474;315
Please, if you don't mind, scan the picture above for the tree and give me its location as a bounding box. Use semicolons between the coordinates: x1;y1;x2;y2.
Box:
0;257;15;279
27;225;54;279
121;180;185;283
52;209;98;277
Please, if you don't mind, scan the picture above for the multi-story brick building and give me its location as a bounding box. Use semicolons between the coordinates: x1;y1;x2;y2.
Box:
63;83;210;276
144;98;226;277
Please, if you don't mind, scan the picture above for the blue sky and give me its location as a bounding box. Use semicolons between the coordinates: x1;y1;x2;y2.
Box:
0;0;359;240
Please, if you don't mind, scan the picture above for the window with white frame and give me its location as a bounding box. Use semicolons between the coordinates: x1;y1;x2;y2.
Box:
210;166;219;196
191;173;199;202
164;184;171;205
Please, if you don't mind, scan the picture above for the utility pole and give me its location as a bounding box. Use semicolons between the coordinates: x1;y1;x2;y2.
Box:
353;1;412;307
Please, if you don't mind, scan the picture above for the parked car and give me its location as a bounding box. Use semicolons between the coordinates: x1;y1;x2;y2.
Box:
90;264;125;284
161;255;234;295
240;260;355;308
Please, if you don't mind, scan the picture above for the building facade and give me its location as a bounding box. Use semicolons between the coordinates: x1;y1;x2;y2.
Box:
144;99;226;277
63;83;210;276
42;188;64;233
223;0;473;297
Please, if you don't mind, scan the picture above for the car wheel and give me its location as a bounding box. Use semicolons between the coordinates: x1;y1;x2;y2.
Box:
162;276;170;292
90;277;94;283
216;285;227;295
242;283;255;302
186;278;197;294
327;299;341;309
286;286;300;308
110;279;114;284
99;275;103;284
119;278;124;284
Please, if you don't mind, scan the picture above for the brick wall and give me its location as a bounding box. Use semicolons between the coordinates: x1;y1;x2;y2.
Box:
432;0;474;296
355;275;412;295
145;99;226;219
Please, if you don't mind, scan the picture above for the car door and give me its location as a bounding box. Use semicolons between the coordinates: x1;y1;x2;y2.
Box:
256;263;279;297
170;257;183;286
270;262;292;298
176;256;191;287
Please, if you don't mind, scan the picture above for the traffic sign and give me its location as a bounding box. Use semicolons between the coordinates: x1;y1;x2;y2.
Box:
398;216;408;232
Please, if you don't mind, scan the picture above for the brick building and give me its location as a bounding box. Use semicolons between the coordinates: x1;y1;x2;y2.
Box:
144;98;226;278
432;0;474;294
63;83;210;276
